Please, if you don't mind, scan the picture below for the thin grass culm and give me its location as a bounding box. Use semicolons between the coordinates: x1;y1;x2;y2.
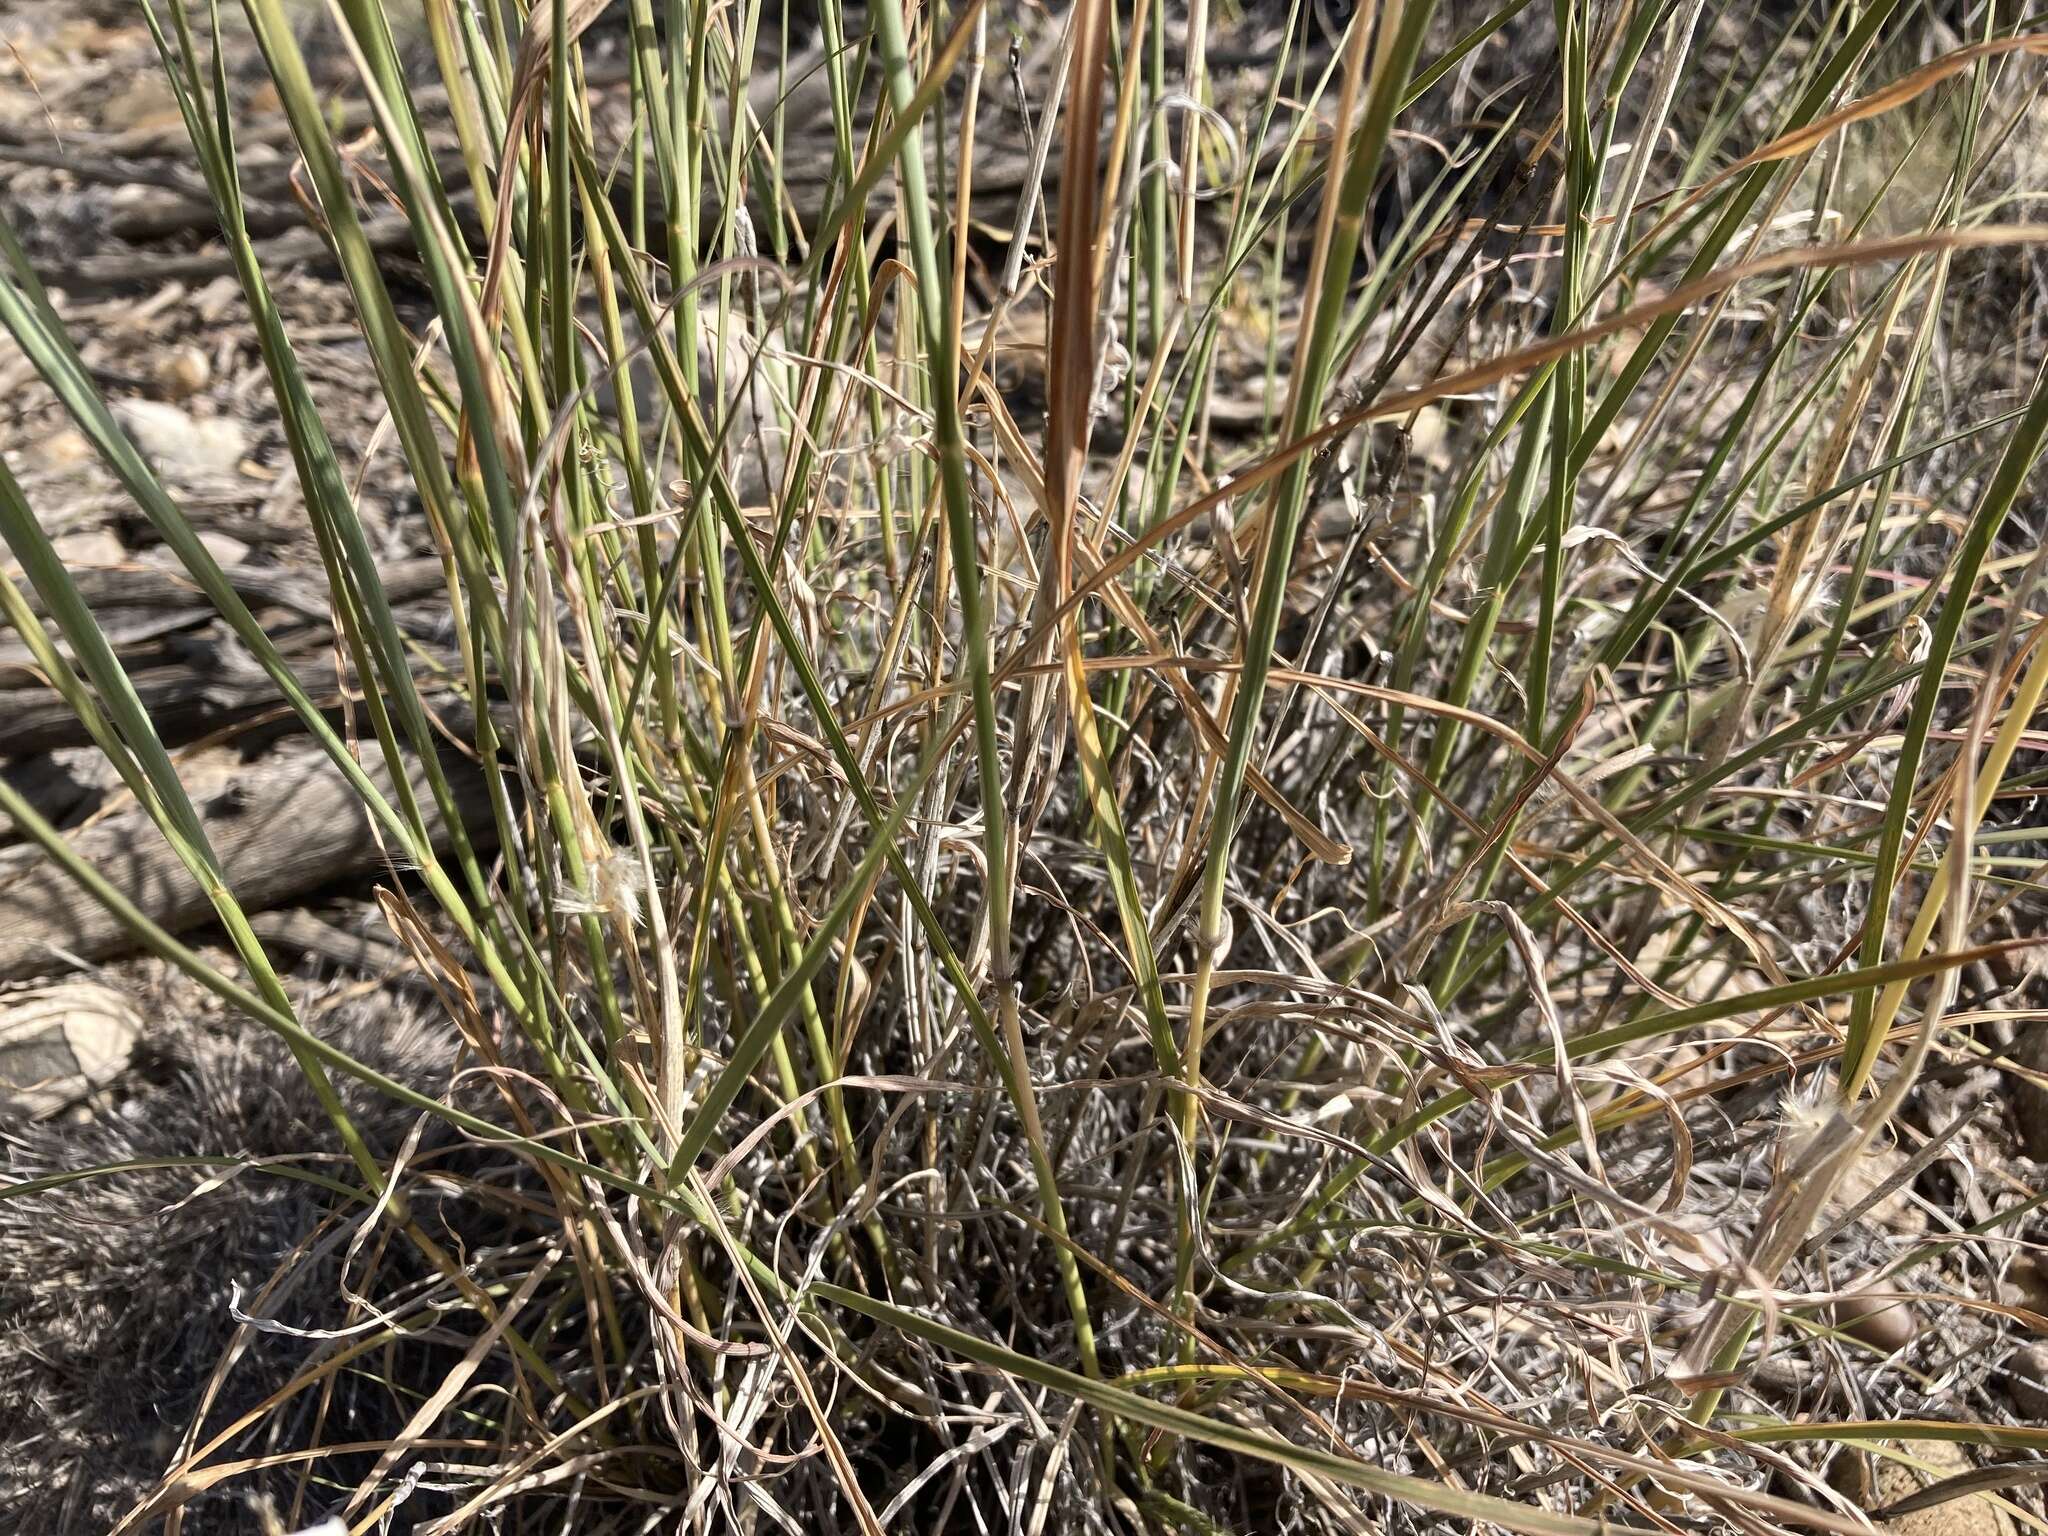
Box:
4;0;2048;1530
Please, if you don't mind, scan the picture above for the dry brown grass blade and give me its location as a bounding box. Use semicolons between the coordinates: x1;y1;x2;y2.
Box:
1012;224;2048;666
1660;33;2048;238
18;0;2048;1526
1044;0;1112;549
1090;580;1354;863
1874;1461;2048;1519
341;1246;562;1517
478;0;619;330
1440;898;1606;1176
414;1389;667;1536
693;1172;887;1536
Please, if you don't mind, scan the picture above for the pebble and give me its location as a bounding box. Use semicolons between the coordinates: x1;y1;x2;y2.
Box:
2010;1342;2048;1420
0;85;43;136
30;429;94;471
198;529;252;568
98;73;181;134
49;529;126;567
110;398;250;477
2000;1252;2048;1316
1828;1283;1917;1352
153;346;211;400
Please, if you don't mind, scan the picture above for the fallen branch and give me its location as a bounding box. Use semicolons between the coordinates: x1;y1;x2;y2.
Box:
0;738;496;980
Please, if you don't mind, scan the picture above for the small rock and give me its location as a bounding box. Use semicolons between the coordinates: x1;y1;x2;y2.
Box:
1406;405;1450;472
1828;1283;1918;1352
2010;1342;2048;1420
99;74;181;134
49;529;126;567
0;84;43;135
31;428;94;472
2002;1252;2048;1317
0;983;142;1121
198;529;251;568
153;346;210;400
110;399;249;477
194;277;244;323
51;17;128;54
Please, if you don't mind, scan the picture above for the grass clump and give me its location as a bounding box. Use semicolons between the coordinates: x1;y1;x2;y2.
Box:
4;0;2048;1529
